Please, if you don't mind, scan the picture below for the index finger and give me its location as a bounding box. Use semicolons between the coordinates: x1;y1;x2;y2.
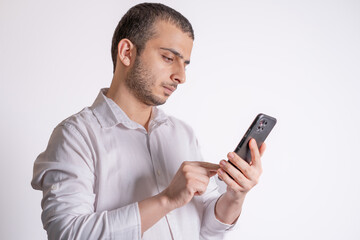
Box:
188;161;220;172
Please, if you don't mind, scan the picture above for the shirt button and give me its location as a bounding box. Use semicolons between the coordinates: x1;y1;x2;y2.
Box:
157;170;161;176
51;184;58;190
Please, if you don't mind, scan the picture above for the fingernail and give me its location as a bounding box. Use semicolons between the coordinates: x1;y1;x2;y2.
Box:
218;169;223;175
220;160;226;167
228;152;234;159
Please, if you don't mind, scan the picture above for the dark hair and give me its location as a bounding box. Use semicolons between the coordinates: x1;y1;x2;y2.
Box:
111;3;194;72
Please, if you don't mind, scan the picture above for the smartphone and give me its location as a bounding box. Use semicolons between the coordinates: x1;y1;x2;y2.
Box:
230;113;277;165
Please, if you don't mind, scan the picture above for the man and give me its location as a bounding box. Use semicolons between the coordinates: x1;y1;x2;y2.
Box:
32;3;265;239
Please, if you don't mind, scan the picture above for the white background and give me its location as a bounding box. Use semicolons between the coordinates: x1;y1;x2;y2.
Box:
1;0;359;239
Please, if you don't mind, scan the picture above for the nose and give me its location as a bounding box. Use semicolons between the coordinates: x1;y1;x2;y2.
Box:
171;64;186;84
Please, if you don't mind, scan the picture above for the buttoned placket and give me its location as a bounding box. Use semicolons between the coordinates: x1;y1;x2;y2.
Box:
145;122;175;240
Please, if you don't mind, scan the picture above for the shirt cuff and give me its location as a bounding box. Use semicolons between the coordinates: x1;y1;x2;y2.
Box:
202;197;237;233
108;202;142;239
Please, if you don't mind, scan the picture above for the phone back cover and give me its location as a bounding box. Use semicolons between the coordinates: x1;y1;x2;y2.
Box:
235;114;277;163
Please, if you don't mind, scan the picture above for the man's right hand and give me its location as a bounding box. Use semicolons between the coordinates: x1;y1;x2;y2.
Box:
161;161;220;211
138;161;219;234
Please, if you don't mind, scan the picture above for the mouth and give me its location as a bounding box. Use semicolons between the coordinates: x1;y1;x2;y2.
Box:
163;84;177;96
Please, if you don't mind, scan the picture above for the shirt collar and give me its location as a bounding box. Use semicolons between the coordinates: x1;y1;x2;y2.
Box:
91;88;171;129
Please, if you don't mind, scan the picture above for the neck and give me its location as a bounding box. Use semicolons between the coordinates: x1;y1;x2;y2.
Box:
106;76;153;131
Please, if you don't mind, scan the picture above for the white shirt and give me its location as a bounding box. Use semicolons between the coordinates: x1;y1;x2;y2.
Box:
31;89;234;240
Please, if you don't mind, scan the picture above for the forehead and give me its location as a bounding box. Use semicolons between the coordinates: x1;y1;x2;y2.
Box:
145;21;193;59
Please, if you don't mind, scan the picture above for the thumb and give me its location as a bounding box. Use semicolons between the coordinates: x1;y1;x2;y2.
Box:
208;171;218;178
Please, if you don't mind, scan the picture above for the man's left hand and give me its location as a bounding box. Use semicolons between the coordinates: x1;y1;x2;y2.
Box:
217;138;266;200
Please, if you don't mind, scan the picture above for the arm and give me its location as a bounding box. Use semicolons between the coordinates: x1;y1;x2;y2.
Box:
32;124;142;239
32;123;220;238
215;139;266;224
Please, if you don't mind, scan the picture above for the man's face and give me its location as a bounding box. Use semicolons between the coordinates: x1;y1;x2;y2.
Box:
125;21;193;106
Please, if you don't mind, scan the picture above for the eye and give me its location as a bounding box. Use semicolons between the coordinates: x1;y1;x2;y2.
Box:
162;55;173;63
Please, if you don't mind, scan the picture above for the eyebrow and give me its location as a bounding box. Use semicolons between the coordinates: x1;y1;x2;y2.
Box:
160;47;190;65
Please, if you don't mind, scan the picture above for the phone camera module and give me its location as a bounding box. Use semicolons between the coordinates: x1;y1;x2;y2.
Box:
257;125;264;133
257;119;267;133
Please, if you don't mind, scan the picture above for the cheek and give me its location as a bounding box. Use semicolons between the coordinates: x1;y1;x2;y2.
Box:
150;64;170;82
142;53;171;82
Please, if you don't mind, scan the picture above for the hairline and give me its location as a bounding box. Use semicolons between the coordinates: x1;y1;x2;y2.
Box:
136;19;194;55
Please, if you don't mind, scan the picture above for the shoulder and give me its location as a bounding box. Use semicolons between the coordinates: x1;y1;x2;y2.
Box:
46;107;99;150
56;107;98;135
160;115;203;161
163;115;200;145
167;115;195;134
60;107;96;126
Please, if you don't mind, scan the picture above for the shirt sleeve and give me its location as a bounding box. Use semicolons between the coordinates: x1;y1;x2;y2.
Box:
190;136;238;239
31;122;142;240
199;177;237;240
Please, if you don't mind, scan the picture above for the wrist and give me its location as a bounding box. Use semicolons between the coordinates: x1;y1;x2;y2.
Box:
215;192;245;225
158;190;175;213
223;190;247;204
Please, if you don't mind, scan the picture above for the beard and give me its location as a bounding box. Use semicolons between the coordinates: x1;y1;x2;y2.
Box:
124;56;166;106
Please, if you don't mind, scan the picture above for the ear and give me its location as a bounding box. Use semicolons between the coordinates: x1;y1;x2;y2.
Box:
117;39;135;67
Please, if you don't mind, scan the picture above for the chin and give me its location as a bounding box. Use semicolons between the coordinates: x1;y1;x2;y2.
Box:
145;97;167;106
153;94;168;106
155;101;166;106
156;96;167;105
